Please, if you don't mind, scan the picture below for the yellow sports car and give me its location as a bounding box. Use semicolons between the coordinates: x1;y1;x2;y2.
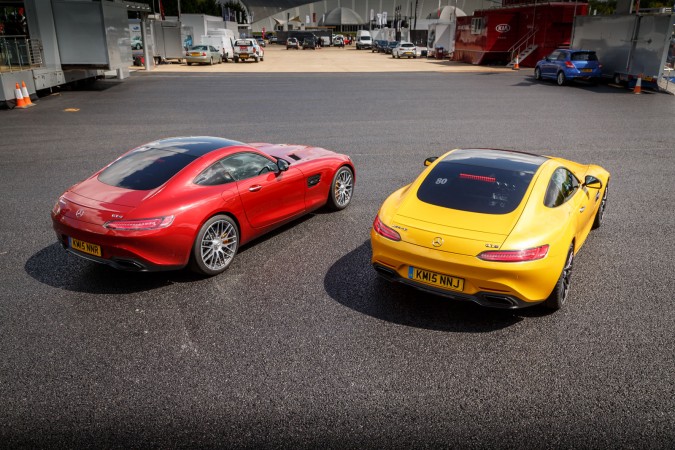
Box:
370;148;610;310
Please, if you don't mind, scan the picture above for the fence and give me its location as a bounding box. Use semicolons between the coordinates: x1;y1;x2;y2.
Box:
0;35;44;72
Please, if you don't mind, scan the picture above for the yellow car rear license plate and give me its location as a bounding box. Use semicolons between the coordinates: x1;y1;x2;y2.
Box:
70;237;102;257
408;266;464;292
581;68;592;73
190;52;201;56
240;53;249;58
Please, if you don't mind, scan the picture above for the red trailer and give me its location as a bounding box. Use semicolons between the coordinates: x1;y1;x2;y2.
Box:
453;2;588;68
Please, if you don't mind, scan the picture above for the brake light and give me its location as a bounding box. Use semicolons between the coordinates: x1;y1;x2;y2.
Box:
105;216;174;231
565;61;575;69
201;52;207;56
460;173;495;183
478;245;549;262
373;215;401;241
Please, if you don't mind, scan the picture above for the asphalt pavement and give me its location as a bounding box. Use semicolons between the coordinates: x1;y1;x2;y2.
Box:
1;67;674;448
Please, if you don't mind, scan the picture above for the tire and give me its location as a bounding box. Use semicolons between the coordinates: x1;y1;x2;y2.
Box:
543;244;574;311
592;181;609;230
556;71;566;86
190;215;239;276
534;66;542;80
254;56;259;63
327;166;354;211
209;57;214;65
234;57;239;63
186;62;192;66
613;73;622;85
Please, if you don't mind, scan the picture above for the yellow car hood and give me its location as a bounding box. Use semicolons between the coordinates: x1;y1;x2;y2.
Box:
393;194;524;256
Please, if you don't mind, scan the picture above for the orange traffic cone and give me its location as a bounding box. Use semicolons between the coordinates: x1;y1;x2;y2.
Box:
633;74;642;94
13;83;29;109
512;54;520;70
20;81;34;106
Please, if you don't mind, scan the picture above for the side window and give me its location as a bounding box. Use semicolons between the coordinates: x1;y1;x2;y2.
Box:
545;168;579;208
194;161;234;186
220;152;276;181
557;52;568;61
547;51;560;60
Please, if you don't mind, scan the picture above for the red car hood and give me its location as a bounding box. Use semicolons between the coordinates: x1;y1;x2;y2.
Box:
249;143;335;162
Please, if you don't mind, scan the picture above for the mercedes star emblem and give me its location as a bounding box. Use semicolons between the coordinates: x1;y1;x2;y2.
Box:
432;237;443;247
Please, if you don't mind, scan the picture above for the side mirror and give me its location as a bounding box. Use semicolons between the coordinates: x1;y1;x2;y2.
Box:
277;158;290;172
583;175;602;189
424;157;438;167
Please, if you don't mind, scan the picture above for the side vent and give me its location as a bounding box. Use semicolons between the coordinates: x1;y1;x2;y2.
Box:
307;174;321;187
288;154;302;161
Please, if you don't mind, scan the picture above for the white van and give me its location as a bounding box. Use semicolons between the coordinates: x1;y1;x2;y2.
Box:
201;30;235;62
356;30;372;50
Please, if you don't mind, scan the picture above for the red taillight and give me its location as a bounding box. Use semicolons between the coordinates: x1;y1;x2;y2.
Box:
478;245;549;262
104;216;174;231
565;61;575;69
373;215;401;241
201;52;207;56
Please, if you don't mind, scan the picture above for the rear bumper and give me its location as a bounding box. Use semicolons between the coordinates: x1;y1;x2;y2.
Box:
373;263;539;309
52;213;191;272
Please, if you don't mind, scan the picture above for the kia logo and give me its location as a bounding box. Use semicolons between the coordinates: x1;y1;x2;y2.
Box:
496;24;511;33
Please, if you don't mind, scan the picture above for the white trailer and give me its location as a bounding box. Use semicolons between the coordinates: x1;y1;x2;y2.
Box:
571;14;675;89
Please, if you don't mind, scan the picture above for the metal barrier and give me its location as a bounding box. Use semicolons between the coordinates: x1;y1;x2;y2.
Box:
0;35;44;72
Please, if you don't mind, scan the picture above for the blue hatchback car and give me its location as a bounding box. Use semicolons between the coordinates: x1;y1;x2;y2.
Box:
534;49;603;86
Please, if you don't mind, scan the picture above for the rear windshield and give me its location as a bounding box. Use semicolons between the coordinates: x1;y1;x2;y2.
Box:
191;45;208;51
571;52;598;61
98;148;195;190
417;162;536;214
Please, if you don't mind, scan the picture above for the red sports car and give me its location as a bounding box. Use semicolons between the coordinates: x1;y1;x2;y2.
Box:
51;137;355;275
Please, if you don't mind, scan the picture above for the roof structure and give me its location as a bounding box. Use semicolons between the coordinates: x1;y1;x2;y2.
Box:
319;7;364;26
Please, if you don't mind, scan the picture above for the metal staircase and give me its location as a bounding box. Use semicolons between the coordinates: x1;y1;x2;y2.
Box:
506;27;539;68
507;44;538;68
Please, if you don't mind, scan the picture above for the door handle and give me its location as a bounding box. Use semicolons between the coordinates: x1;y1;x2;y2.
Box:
579;206;586;213
248;185;262;192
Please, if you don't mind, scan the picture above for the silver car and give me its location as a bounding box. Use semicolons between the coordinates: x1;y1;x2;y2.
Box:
185;45;222;65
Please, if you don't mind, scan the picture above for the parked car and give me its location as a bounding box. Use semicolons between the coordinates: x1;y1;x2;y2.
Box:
268;36;279;45
392;42;418;59
233;39;264;63
356;34;372;50
302;37;317;50
286;37;299;50
371;148;609;311
131;36;143;50
333;37;344;47
384;41;399;54
372;40;387;53
534;49;603;86
51;137;355;276
256;38;266;47
185;45;222;65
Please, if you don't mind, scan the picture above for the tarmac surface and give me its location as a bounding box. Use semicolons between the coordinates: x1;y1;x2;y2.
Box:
1;48;674;448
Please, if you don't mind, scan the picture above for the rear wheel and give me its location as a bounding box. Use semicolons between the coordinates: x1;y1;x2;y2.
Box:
556;71;566;86
543;244;574;311
327;166;354;211
186;62;192;66
190;215;239;276
209;57;214;65
534;67;542;80
254;56;259;62
592;182;609;230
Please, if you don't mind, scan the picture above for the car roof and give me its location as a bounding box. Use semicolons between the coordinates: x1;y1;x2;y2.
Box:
145;137;246;157
442;148;548;172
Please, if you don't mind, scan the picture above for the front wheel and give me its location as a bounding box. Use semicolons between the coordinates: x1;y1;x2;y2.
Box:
534;67;542;80
190;215;239;276
556;71;566;86
592;182;609;230
327;166;354;211
543;244;574;311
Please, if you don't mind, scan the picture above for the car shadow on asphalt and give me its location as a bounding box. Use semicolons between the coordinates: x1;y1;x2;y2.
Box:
323;241;546;333
515;76;654;94
25;214;317;294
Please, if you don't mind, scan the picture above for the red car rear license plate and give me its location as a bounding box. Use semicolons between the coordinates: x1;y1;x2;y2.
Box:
70;237;102;257
408;266;464;292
